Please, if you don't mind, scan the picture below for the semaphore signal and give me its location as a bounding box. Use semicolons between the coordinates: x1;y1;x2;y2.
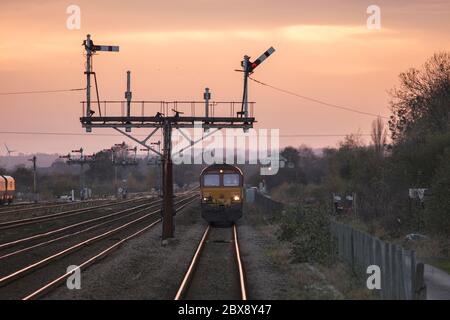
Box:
79;34;274;241
83;34;120;127
248;47;275;73
238;47;276;118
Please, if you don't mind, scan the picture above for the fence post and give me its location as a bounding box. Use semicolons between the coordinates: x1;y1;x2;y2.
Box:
375;239;383;299
357;231;363;267
413;263;427;300
361;233;366;268
330;221;337;259
384;242;392;299
370;235;376;267
345;225;351;263
390;244;399;299
350;228;355;268
366;234;371;267
397;247;407;299
408;250;415;300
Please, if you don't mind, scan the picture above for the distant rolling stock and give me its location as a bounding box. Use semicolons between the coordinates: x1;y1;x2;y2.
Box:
0;175;15;204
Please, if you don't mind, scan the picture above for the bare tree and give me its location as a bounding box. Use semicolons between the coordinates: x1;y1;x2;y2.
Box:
371;116;387;157
340;130;365;149
388;52;450;142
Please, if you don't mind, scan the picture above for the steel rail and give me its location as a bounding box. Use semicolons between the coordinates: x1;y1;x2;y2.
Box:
233;224;247;300
0;199;160;251
0;199;110;215
0;199;166;260
0;194;197;288
0;192;195;259
174;224;247;300
0;197;149;230
174;225;210;300
0;202;47;212
21;196;198;300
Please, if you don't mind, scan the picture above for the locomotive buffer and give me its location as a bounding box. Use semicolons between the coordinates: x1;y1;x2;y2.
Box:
79;34;275;240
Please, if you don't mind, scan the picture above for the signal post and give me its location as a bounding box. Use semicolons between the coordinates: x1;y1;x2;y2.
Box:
79;34;274;240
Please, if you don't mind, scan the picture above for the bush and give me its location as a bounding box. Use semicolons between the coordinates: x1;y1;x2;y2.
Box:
278;204;335;265
426;148;450;235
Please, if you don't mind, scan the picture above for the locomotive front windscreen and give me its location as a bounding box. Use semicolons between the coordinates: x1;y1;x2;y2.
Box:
223;173;240;186
203;174;220;187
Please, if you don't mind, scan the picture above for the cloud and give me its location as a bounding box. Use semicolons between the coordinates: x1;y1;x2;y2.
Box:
109;24;399;45
280;25;388;42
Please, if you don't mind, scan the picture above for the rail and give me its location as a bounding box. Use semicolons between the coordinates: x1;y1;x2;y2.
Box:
174;224;247;300
21;194;198;300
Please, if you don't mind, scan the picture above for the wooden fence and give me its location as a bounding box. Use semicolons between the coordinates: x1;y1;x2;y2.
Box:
330;221;426;300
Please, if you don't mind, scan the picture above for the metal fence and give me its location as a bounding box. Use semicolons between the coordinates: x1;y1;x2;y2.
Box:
330;221;426;300
252;191;426;299
254;191;284;216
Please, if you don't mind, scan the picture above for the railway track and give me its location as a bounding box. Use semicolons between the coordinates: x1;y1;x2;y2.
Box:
175;224;247;300
0;198;113;215
0;202;43;211
0;198;161;257
0;196;150;230
0;192;198;299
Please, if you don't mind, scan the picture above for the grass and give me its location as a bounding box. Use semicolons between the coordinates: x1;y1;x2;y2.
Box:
246;203;377;299
422;258;450;275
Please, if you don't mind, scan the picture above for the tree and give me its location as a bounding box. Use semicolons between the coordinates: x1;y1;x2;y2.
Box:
425;148;450;234
297;145;326;184
85;150;114;183
388;52;450;143
11;165;33;193
265;147;307;189
340;131;365;149
371;116;387;157
281;146;300;166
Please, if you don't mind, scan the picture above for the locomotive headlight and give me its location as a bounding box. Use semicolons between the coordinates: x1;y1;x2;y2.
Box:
233;195;240;201
203;197;208;201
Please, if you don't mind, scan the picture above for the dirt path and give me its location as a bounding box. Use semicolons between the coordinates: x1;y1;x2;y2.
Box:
424;264;450;300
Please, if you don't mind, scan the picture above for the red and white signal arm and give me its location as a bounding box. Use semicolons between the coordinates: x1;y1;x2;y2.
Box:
93;45;120;52
249;47;275;72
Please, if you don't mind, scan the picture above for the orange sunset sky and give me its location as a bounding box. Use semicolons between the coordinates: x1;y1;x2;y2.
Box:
0;0;449;155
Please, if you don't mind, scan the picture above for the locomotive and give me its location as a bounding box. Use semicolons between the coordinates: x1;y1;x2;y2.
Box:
200;164;244;226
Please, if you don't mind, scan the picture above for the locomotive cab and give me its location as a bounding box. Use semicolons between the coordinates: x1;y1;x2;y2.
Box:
200;164;244;226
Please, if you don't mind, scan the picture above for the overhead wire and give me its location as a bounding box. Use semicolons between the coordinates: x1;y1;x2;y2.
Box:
248;76;389;119
0;88;86;96
0;131;370;138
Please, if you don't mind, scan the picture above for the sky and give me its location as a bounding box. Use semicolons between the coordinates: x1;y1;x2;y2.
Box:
0;0;449;156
